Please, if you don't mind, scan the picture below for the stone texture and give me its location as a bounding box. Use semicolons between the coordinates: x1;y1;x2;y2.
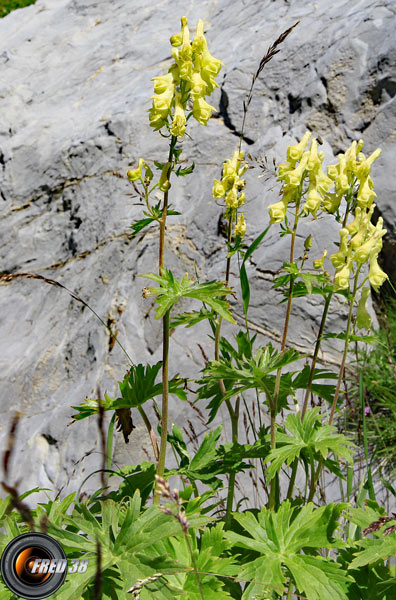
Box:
0;0;395;502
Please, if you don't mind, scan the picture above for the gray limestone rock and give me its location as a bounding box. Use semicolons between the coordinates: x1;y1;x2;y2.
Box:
0;0;395;503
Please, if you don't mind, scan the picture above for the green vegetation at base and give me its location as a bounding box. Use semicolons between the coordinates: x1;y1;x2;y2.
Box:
0;0;36;19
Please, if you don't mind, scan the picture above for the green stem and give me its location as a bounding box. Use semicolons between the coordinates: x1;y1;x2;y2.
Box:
225;396;240;529
269;198;301;510
154;136;177;505
308;267;361;502
155;309;171;504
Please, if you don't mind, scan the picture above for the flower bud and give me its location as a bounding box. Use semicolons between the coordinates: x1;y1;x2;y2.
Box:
127;158;145;181
304;234;313;250
356;287;371;329
158;162;171;192
313;249;327;270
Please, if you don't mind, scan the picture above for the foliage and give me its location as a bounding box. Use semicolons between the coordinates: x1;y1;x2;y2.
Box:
1;12;395;600
0;0;35;18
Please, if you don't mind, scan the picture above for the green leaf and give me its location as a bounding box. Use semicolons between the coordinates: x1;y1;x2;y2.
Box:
240;227;270;316
266;408;355;480
130;208;181;238
170;308;215;329
349;536;396;568
71;362;186;420
175;162;195;176
142;269;235;323
225;501;352;600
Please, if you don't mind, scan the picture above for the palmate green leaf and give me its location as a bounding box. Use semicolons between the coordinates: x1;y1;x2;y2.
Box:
266;408;355;480
198;343;303;407
175;161;195;176
71;362;186;420
142;269;235;323
225;501;351;600
349;535;396;569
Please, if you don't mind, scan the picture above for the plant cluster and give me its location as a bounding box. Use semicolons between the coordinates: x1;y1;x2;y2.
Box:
1;15;395;600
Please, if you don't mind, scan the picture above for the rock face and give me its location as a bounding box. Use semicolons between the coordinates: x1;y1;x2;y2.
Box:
0;0;395;501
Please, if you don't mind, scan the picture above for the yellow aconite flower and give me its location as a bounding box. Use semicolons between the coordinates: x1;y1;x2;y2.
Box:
170;93;186;137
330;228;350;268
368;251;388;291
345;207;362;235
286;132;311;162
322;191;343;213
353;218;386;265
313;249;327;270
356;287;372;329
212;179;226;198
355;148;382;180
282;153;309;187
234;214;246;238
268;198;288;224
334;255;352;289
127;158;145;181
151;72;175;95
225;188;238;209
304;186;322;215
357;175;376;208
192;96;216;125
170;15;188;46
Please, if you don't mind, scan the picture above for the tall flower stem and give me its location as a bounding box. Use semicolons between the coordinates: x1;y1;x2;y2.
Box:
269;198;301;510
154;135;177;505
286;290;333;500
307;267;361;502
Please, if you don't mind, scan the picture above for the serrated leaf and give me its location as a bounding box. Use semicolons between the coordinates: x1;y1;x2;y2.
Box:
143;269;235;323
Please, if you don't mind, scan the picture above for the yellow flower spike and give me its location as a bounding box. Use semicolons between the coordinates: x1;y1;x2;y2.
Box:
304;186;322;215
212;179;226;199
356;148;382;180
357;175;376;208
170;16;188;47
356;287;372;329
158;162;171;192
345;207;362;235
170;93;186;138
313;249;327;270
307;139;321;171
282;153;309;187
127;158;145;181
234;214;246;238
286;132;311;162
368;251;388;292
330;228;350;268
268;197;288;224
192;96;216;125
334;255;353;289
225;188;238;208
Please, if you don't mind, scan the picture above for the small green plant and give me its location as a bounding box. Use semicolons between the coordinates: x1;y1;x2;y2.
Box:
0;0;36;19
1;14;395;600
